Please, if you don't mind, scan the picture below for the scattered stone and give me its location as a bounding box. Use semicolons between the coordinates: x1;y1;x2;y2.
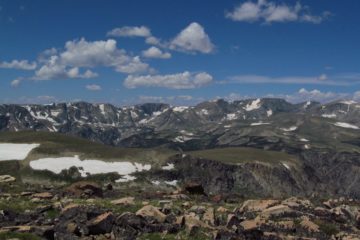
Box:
300;216;319;232
226;214;240;228
202;207;215;225
0;175;16;183
240;199;279;212
65;181;103;198
216;206;229;213
136;205;166;223
261;204;295;218
32;192;53;199
189;205;206;214
87;212;115;235
110;197;135;206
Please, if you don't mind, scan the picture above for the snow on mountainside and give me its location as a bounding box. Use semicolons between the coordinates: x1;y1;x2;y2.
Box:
1;98;360;148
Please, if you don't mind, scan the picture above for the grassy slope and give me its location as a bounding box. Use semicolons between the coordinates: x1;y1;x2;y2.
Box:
0;131;175;165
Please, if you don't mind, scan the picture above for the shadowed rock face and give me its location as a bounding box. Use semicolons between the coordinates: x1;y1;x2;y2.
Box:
161;151;360;199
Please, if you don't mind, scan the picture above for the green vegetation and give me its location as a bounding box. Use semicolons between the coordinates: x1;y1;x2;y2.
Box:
0;199;39;213
314;219;340;236
187;147;297;165
139;231;212;240
0;232;41;240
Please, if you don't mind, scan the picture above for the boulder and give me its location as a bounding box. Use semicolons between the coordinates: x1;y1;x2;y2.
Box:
300;216;319;232
260;204;295;218
110;197;135;206
136;205;166;223
240;199;279;212
226;214;240;229
184;213;210;235
183;181;205;195
32;192;53;199
0;175;16;183
87;212;115;235
202;207;215;225
189;205;206;215
65;181;103;198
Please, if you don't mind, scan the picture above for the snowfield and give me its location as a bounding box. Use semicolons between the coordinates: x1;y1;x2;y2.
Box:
29;155;151;181
0;143;40;161
333;122;359;129
281;126;298;132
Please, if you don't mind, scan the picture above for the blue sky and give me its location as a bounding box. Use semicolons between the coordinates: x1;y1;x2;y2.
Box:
1;0;360;105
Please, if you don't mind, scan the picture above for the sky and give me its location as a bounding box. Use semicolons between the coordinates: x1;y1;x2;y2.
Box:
1;0;360;106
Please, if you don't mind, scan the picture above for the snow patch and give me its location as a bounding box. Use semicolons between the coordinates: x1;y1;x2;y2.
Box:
266;109;273;117
341;100;356;105
99;104;106;115
244;99;261;111
281;126;298;132
250;122;270;126
165;180;178;186
173;106;188;112
29;156;151;180
322;113;337;119
116;175;136;183
162;163;175;170
200;109;209;115
0;143;40;161
300;138;309;142
151;180;161;185
226;113;237;121
173;136;193;143
282;163;290;170
333;122;359;129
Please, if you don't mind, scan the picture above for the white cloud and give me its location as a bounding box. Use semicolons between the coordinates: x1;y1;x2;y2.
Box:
224;74;360;86
32;38;149;81
34;55;98;80
107;23;215;55
0;60;37;70
86;84;102;91
107;26;151;37
10;78;22;87
124;71;213;89
226;0;330;24
285;88;348;103
142;46;171;59
170;22;214;54
222;89;351;104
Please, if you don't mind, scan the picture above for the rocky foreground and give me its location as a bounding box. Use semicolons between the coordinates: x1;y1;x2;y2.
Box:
1;176;360;240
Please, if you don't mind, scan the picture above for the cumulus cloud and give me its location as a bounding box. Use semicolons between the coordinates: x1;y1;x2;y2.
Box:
32;38;150;81
224;74;360;86
107;26;151;37
59;38;149;74
34;55;98;80
170;22;215;54
142;46;171;59
0;60;37;70
226;0;330;24
86;84;102;91
108;22;215;54
124;71;213;89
